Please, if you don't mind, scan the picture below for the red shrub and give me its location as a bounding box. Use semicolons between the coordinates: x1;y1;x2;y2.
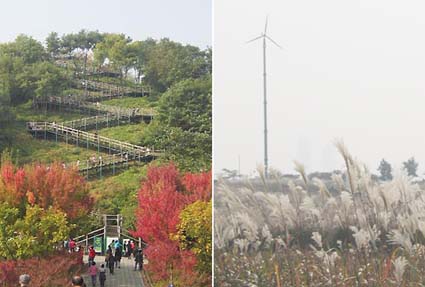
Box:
0;161;93;220
0;261;18;286
0;251;84;286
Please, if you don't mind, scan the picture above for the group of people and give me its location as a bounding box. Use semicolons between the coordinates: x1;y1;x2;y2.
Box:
122;240;144;270
89;154;103;167
87;261;107;287
86;243;116;287
83;239;144;286
16;273;100;287
16;243;145;287
104;241;121;274
64;238;78;252
104;239;144;271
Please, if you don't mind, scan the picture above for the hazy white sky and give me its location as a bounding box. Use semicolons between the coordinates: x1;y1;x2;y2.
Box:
0;0;211;48
214;0;425;176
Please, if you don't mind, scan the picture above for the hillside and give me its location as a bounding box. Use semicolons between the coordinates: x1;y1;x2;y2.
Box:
0;31;212;235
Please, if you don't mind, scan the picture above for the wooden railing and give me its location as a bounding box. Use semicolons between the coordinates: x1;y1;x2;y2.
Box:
76;79;150;98
61;114;131;131
33;96;156;118
72;216;143;255
27;121;159;158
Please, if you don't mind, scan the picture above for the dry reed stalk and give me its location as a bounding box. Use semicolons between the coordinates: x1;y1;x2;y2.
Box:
275;263;282;287
294;160;308;187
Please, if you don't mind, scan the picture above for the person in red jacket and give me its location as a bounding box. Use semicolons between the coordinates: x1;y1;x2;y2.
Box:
88;246;96;266
69;239;76;252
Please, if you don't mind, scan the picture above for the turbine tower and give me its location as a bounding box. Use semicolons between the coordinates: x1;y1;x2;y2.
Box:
247;17;282;179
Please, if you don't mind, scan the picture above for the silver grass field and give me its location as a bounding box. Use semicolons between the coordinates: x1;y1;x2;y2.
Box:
214;142;425;286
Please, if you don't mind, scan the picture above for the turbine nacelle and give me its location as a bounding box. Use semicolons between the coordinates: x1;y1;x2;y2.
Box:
246;17;283;49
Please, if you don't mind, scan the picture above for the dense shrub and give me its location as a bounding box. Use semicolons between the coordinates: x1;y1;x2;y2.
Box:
0;251;84;287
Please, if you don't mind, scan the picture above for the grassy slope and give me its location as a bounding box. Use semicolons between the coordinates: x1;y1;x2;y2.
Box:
13;101;83;122
88;165;150;229
97;122;149;145
97;97;156;145
101;96;156;109
5;102;108;165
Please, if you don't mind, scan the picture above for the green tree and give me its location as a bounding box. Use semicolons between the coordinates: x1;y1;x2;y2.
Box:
45;32;61;58
93;33;131;71
403;157;418;177
0;203;72;259
143;38;211;93
8;35;45;64
158;76;211;133
129;39;156;83
0;53;31;104
143;123;211;172
33;62;70;98
378;159;393;181
0;56;14;122
61;30;104;75
221;168;239;180
143;74;211;172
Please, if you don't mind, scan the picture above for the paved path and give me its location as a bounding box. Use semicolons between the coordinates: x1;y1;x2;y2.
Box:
82;255;144;287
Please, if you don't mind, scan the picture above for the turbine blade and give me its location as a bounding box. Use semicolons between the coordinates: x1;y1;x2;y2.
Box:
246;35;263;44
265;35;283;49
264;16;269;34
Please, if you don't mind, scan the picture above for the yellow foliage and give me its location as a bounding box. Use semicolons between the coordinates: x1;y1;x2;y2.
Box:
174;200;212;273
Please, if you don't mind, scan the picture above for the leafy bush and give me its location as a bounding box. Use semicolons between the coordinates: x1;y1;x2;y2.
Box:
0;251;84;287
0;160;93;221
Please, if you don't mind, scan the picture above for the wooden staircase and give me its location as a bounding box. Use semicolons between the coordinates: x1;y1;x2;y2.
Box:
27;121;158;158
33;96;155;120
76;79;150;99
26;121;160;178
29;78;157;179
73;215;145;255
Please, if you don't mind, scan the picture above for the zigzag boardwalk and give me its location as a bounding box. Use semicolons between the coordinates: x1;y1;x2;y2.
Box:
33;96;155;120
77;79;151;99
27;121;158;178
27;79;158;179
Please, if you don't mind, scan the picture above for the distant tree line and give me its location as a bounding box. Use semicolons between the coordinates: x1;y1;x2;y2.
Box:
377;157;419;181
220;156;421;183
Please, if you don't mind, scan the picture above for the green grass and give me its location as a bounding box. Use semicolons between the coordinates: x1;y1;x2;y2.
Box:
89;165;147;197
88;164;150;229
101;96;156;109
88;75;140;88
3;101;110;165
62;88;103;98
6;122;107;165
97;122;149;145
13;101;83;123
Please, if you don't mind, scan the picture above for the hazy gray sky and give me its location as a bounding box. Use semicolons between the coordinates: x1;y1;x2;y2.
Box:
214;0;425;176
0;0;211;48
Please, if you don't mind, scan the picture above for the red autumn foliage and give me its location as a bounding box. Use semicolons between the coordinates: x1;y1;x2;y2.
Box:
0;261;17;286
0;161;93;220
0;250;84;286
132;163;211;286
182;170;212;202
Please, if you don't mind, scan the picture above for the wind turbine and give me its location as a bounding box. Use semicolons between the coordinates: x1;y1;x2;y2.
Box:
247;17;282;179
